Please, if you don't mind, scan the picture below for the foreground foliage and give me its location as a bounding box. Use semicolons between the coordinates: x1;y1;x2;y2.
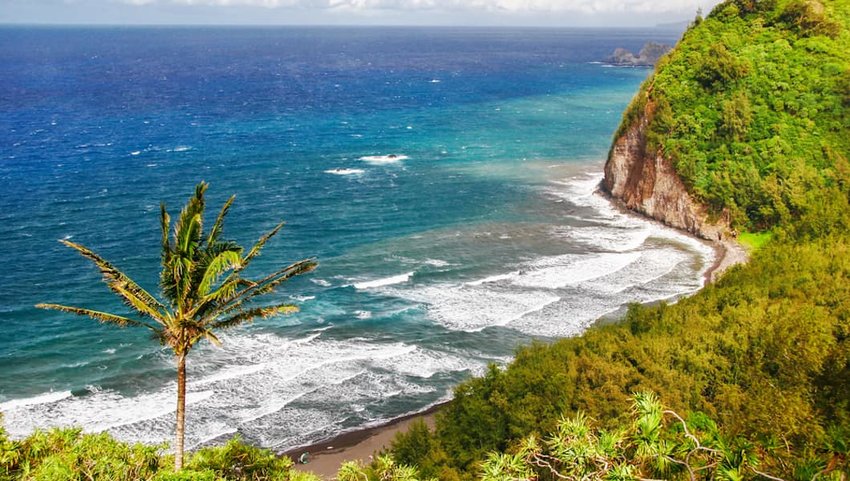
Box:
0;419;318;481
480;392;804;481
0;416;439;481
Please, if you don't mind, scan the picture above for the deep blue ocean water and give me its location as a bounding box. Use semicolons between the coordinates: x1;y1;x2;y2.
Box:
0;26;711;449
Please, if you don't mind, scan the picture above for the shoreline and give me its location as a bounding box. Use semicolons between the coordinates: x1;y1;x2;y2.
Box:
595;183;748;286
283;184;750;480
284;402;446;479
703;238;749;284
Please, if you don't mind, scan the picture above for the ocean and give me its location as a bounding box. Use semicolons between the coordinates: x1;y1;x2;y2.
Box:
0;26;711;450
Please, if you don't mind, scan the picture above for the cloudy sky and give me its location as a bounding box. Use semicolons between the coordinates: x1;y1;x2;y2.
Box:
2;0;723;27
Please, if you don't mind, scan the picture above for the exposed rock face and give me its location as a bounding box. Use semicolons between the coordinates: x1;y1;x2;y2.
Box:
602;102;729;241
606;42;672;67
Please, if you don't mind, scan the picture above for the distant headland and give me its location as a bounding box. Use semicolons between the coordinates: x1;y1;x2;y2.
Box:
605;41;672;67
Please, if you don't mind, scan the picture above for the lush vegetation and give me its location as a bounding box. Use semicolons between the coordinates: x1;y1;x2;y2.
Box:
385;1;850;480
35;182;316;469
619;0;850;232
5;1;850;480
0;415;439;481
0;415;319;481
389;232;850;480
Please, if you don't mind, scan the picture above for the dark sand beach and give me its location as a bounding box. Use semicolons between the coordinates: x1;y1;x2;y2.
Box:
286;404;442;480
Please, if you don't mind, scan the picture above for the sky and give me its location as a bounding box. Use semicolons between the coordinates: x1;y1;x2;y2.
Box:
1;0;723;27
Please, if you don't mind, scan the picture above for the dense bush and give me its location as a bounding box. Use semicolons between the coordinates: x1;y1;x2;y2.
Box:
480;392;848;481
0;421;320;481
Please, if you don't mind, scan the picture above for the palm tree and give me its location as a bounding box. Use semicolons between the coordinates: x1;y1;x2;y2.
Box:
36;181;317;470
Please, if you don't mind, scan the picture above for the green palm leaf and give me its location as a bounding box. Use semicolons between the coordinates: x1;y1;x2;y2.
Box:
35;303;158;330
210;303;299;330
206;194;235;246
36;181;316;471
58;239;166;323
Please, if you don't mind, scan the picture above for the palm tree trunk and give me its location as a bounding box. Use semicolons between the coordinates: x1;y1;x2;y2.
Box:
175;352;187;470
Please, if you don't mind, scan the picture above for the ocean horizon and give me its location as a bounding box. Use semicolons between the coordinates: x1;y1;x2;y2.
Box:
0;26;713;451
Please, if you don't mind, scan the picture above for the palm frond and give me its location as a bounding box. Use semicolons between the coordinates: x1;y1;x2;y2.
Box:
35;303;159;331
238;221;285;270
237;258;317;300
202;259;317;322
59;240;167;323
160;203;172;257
206;194;235;246
210;304;299;330
172;182;206;257
196;249;242;298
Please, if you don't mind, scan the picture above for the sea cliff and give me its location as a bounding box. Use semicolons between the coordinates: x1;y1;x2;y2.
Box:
602;100;729;242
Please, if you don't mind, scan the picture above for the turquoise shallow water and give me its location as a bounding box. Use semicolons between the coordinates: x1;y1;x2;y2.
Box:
0;26;712;449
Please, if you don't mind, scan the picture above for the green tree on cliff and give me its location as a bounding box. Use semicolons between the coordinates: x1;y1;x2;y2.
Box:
36;182;317;470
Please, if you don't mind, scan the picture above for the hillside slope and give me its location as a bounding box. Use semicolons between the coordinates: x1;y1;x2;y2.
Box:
384;1;850;480
604;0;850;236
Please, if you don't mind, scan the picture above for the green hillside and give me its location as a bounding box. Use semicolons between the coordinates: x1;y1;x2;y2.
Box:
621;0;850;232
386;1;850;479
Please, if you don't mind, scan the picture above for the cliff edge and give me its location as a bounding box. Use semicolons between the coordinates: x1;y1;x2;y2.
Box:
602;100;729;242
601;99;747;282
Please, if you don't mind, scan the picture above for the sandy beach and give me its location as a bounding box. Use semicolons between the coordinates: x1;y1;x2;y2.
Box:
704;238;749;284
285;405;442;480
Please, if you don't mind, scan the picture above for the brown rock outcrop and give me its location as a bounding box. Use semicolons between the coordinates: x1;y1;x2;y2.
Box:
602;101;729;242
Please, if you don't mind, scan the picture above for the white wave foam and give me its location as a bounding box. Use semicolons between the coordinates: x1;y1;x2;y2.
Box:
172;145;191;152
423;258;451;267
354;272;414;290
465;272;518;286
325;168;365;176
373;347;484;379
359;154;408;165
1;332;470;450
548;172;715;285
391;284;559;332
0;391;72;411
513;252;641;289
311;279;331;287
556;225;652;253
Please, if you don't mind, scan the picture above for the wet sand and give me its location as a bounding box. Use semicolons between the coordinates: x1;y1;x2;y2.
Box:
285;404;442;480
704;238;749;284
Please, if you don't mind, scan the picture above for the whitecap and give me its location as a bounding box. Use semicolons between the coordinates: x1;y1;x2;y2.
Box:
512;252;641;290
290;295;316;302
324;168;365;176
423;259;451;268
465;272;518;287
359;154;409;165
353;272;414;290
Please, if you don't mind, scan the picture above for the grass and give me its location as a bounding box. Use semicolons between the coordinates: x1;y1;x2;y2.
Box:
738;231;773;251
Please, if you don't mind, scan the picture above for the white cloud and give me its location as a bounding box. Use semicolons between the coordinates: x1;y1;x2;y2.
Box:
118;0;715;14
